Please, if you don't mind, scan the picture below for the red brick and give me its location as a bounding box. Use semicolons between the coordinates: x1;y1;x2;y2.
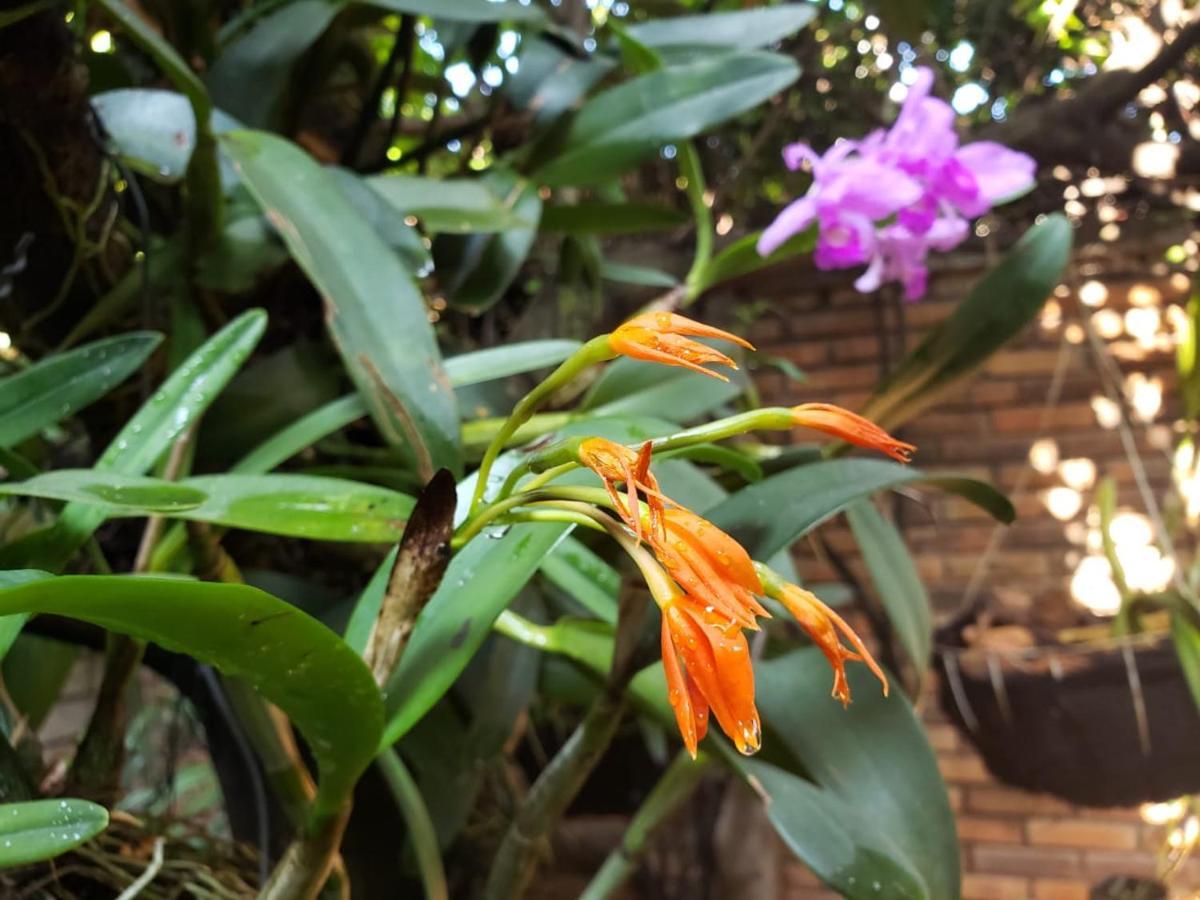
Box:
1081;849;1157;879
938;754;992;785
958;816;1024;843
1027;819;1138;850
1033;878;1090;900
973;843;1082;878
968;786;1074;816
962;873;1030;899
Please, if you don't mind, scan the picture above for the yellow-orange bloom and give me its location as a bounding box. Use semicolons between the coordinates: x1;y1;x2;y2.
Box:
650;508;769;630
790;403;915;463
609;312;753;382
578;438;665;541
777;583;889;706
661;596;760;757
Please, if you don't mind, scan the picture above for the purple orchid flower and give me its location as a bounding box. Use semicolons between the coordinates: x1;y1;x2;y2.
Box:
757;66;1036;300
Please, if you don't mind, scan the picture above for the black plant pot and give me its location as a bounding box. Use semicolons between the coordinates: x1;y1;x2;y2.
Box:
936;629;1200;807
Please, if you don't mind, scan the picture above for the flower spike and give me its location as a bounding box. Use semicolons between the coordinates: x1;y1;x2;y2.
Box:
790;403;915;463
776;583;889;705
609;312;754;382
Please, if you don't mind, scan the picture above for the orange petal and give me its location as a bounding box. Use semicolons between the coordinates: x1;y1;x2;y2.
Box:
778;584;888;704
790;403;915;463
666;601;760;755
609;327;735;381
664;509;763;595
621;312;755;351
662;617;701;757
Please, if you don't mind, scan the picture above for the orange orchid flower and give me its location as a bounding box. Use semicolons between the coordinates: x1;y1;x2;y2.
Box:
661;595;760;758
609;312;754;382
790;403;915;463
578;438;666;541
777;583;889;706
650;508;769;630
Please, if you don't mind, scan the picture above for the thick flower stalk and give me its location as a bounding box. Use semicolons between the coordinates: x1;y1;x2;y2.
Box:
757;66;1035;300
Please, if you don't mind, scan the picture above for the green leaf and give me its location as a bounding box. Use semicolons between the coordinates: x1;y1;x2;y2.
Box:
0;332;161;448
583;357;746;420
180;474;414;541
445;340;582;386
366;174;532;234
364;0;545;22
0;311;266;571
694;227;815;293
541;202;689;234
1172;610;1200;711
0;798;109;868
505;37;616;125
708;458;1013;561
531;51;799;186
92;89;240;188
743;651;959;899
434;171;542;311
599;261;679;288
0;576;382;817
539;536;619;623
0;471;206;512
0;571;53;666
845;501;932;674
864;215;1072;431
224;130;460;478
207;0;339;129
329;167;432;276
626;5;817;48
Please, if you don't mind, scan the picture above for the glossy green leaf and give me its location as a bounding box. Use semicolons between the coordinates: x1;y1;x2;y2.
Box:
0;471;206;512
693;227;815;293
659;443;763;484
329;167;432;276
434;171;542;310
0;571;52;667
92;89;240;188
365;0;545;21
845;500;932;674
531;51;799;186
583;357;746;420
0;575;382;817
863;215;1072;431
0;798;109;868
541;202;689;234
505;37;616;125
367;174;532;234
743;651;958;899
599;261;679;288
0;311;266;571
708;458;1014;561
234;395;369;475
0;332;161;448
180;474;414;541
224;131;460;478
626;5;817;48
539;536;619;623
207;0;338;128
446;340;582;386
1172;610;1200;711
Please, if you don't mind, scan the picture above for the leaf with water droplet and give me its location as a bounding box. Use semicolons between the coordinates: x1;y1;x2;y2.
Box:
0;798;107;868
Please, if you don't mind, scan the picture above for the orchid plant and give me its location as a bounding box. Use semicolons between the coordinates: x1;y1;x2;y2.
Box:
0;3;1072;899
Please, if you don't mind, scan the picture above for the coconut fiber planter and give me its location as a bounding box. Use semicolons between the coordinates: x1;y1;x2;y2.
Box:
936;629;1200;807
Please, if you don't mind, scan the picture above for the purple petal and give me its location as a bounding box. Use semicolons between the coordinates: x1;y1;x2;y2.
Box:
854;254;885;294
782;142;819;171
757;195;816;256
954;142;1036;205
927;213;969;251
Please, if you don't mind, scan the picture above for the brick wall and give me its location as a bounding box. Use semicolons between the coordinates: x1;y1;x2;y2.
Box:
740;230;1200;899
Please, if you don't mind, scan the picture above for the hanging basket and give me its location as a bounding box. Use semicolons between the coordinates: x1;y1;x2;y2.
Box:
935;627;1200;807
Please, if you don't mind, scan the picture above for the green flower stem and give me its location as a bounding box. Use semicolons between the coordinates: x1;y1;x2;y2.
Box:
526;408;796;476
470;336;614;513
461;412;577;453
500;508;608;532
378;748;449;900
496;460;576;503
579;750;711;900
453;487;612;549
679;142;713;302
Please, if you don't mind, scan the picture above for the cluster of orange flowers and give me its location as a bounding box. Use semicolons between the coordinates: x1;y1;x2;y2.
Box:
580;312;912;757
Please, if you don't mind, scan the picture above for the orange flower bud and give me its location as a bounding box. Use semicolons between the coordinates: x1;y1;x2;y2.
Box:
578;438;665;541
662;597;760;756
777;583;889;705
609;312;753;381
790;403;915;463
